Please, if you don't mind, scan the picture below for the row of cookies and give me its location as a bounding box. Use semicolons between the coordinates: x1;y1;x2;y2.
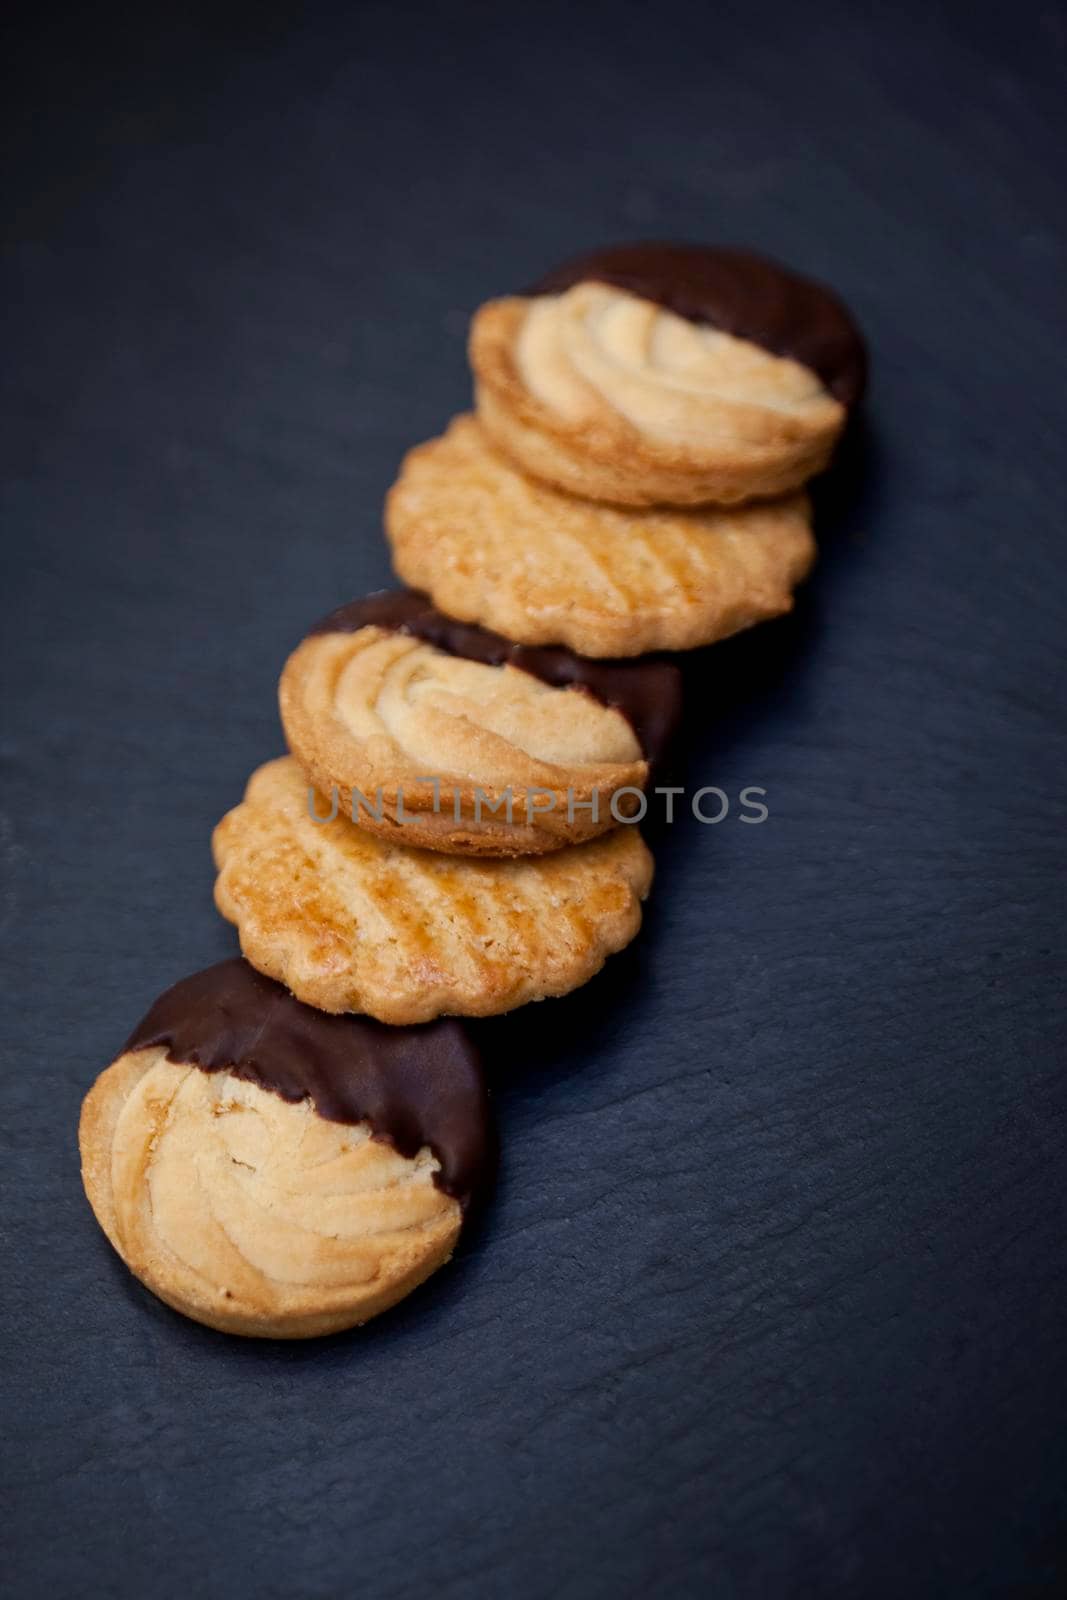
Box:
78;602;671;1335
79;243;865;1338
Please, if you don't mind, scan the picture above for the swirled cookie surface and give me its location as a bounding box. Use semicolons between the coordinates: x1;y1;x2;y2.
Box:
280;594;680;854
517;283;838;444
386;414;816;657
332;636;638;770
529;241;866;407
213;757;653;1020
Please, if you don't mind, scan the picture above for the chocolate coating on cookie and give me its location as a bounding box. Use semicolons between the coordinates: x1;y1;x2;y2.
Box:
308;590;682;766
530;242;866;409
123;959;493;1208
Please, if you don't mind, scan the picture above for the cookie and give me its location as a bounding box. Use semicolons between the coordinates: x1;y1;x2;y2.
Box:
470;242;865;507
279;591;682;856
386;414;815;657
79;960;495;1338
213;757;653;1021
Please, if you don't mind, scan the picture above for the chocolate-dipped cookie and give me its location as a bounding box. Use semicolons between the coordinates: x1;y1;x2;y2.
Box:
469;241;865;507
279;590;681;855
79;960;495;1338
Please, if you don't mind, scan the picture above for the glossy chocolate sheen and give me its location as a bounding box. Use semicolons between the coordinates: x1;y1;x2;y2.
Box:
123;959;494;1209
530;241;867;408
308;590;683;766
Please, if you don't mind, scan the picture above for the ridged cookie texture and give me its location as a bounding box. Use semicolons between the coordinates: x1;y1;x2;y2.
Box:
470;242;864;507
386;414;816;658
79;961;495;1338
279;592;681;856
213;757;654;1021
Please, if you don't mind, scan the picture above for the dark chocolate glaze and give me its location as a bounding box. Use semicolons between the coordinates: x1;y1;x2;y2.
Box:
308;590;683;767
530;241;866;409
123;959;494;1210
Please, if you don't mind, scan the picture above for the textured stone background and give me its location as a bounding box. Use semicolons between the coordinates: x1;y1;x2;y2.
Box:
3;3;1065;1595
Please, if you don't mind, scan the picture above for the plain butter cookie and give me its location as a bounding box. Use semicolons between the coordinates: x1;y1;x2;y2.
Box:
386;414;816;657
212;757;653;1021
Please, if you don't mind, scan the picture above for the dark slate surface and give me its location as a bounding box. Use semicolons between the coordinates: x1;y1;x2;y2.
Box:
3;4;1065;1596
